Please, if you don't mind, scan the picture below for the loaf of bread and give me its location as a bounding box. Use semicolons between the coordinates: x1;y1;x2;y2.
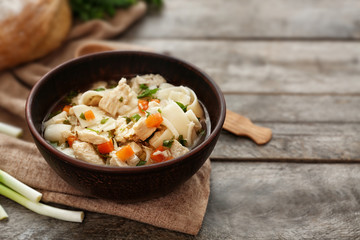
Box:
0;0;72;71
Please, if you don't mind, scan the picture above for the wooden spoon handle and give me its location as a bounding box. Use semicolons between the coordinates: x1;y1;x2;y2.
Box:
223;110;272;145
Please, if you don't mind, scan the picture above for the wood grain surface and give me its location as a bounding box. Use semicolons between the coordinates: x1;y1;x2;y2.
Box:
2;0;360;239
124;0;360;39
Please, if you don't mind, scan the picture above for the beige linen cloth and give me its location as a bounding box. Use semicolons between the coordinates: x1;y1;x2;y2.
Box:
0;3;210;235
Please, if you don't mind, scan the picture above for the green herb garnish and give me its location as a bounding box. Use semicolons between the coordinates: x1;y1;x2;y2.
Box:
123;116;131;124
63;120;71;125
64;90;78;104
70;0;163;21
79;113;86;120
137;88;159;99
178;135;187;146
136;160;147;166
119;97;124;102
101;118;109;124
131;114;141;122
176;101;187;112
49;141;59;147
163;139;174;148
108;83;117;89
108;130;115;138
86;128;99;134
157;109;162;113
197;129;206;136
93;88;105;92
48;110;62;119
139;84;148;90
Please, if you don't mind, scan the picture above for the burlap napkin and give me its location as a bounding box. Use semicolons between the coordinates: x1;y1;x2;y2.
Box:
0;3;211;235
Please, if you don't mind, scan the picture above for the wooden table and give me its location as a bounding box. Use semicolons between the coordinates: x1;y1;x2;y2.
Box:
2;1;360;238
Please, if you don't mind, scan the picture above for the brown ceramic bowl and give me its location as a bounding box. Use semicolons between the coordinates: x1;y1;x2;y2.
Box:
26;51;226;202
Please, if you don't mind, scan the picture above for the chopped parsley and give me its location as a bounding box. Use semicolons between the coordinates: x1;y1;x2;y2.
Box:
100;118;109;124
119;97;124;102
197;129;206;136
64;90;78;104
176;101;187;112
63;119;71;125
86;128;99;134
136;160;147;166
131;114;141;122
123;116;131;124
108;83;117;89
163;139;174;148
139;84;148;90
178;135;187;146
93;87;105;91
79;112;86;120
70;0;163;22
157;108;162;113
137;88;159;99
49;141;59;147
48;110;62;119
108;130;115;138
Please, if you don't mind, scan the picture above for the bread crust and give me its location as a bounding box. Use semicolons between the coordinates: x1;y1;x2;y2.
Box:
0;0;72;71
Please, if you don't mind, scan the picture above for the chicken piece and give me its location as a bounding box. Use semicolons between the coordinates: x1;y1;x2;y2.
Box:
109;156;128;167
108;150;141;167
128;142;142;155
127;155;141;166
75;127;109;144
72;141;104;165
130;74;166;93
170;140;189;158
132;118;156;141
114;117;136;143
61;129;73;141
146;100;161;115
98;78;137;117
149;128;173;148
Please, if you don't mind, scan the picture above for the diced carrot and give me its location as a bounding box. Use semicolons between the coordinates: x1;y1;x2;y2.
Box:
67;136;77;147
138;99;149;112
62;105;72;113
150;99;160;104
150;146;172;163
84;110;95;121
145;112;163;128
97;139;114;154
116;145;134;162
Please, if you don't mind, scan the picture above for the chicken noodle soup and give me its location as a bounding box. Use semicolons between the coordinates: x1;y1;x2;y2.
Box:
43;74;208;167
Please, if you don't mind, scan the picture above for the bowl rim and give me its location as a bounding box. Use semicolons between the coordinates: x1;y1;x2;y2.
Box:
25;50;226;173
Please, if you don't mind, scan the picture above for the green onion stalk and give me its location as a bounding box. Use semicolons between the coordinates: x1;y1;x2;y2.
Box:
0;169;84;222
0;122;23;138
0;204;8;220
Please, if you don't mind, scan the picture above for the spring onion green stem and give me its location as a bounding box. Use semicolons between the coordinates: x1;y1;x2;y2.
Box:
0;204;8;220
0;169;42;202
0;122;23;138
0;183;84;222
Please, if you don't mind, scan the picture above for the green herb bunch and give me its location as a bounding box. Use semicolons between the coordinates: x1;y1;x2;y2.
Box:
70;0;163;21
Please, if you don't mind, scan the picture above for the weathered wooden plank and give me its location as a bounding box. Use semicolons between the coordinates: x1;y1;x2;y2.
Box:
125;0;360;39
125;39;360;94
224;94;360;123
205;162;360;239
213;94;360;161
3;162;360;239
212;123;360;161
